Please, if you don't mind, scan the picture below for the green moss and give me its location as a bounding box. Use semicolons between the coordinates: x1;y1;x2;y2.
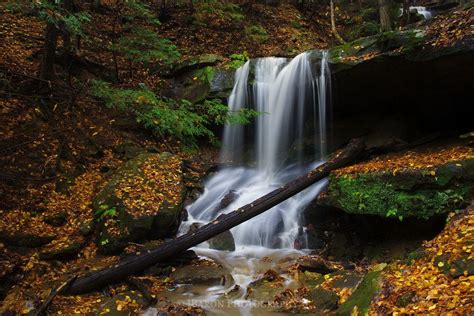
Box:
324;163;472;219
336;271;382;316
245;24;269;42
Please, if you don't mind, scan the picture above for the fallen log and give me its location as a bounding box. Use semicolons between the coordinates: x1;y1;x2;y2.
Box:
65;138;365;294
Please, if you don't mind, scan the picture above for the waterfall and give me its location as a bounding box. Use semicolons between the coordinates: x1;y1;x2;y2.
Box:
221;61;251;163
183;51;330;249
410;6;432;19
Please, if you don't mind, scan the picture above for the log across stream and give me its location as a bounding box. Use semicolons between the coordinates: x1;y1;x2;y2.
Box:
64;138;365;295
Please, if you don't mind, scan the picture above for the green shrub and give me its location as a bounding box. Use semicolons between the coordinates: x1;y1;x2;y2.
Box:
2;1;26;13
33;1;91;37
90;80;259;147
290;20;304;29
112;27;180;66
194;66;215;84
193;1;244;27
227;52;249;70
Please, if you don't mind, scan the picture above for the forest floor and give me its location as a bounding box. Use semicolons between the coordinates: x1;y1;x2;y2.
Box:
0;1;473;315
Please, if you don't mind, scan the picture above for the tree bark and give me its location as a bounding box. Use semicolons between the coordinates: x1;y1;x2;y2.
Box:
379;0;393;32
330;0;345;44
64;138;365;295
39;23;59;85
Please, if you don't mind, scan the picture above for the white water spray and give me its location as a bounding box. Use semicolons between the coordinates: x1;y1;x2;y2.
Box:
184;51;330;249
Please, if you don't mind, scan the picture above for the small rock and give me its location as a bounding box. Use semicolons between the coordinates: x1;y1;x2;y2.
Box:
43;210;68;227
395;291;417;307
305;287;339;311
208;230;235;251
112;142;144;159
98;290;149;316
171;260;233;286
79;220;94;236
39;239;84;260
297;256;337;274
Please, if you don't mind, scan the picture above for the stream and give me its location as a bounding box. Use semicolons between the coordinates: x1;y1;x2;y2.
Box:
149;51;331;315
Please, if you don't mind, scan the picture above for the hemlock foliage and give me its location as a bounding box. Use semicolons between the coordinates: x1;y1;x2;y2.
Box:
90;80;260;146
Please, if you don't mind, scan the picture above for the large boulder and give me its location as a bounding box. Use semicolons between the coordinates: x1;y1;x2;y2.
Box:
159;54;226;104
323;29;473;153
320;157;474;219
93;153;186;254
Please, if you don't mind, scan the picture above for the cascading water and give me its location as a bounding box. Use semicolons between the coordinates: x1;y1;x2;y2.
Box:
185;51;330;248
410;6;432;19
171;51;331;314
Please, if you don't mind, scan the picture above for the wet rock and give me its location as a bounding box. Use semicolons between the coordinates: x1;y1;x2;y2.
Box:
297;256;338;274
188;222;235;251
305;224;326;251
171;260;233;286
208;230;235;251
209;67;235;99
300;271;324;288
93;153;186;254
246;269;286;301
180;208;189;222
305;287;339;311
224;284;242;299
213;190;239;214
336;270;383;316
188;188;203;201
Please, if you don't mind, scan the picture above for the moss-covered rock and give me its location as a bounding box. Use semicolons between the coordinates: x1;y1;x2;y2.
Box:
93;153;186;254
305;287;339;311
336;270;383;316
171;261;233;286
321;159;473;219
166;54;224;77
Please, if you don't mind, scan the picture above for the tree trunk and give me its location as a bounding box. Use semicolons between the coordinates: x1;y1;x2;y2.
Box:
379;0;393;32
64;138;365;295
330;0;345;44
39;23;59;85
